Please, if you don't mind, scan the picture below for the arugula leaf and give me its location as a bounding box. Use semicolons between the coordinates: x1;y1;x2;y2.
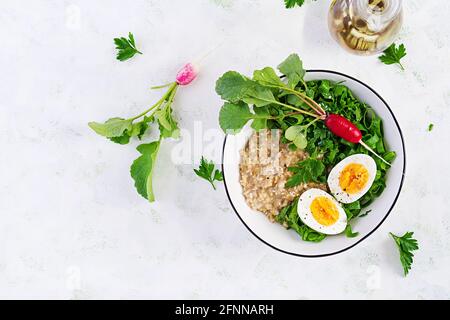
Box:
284;0;305;8
379;43;406;70
219;102;254;133
296;225;327;242
215;71;253;103
194;157;223;190
390;232;419;276
358;210;371;218
114;32;143;61
285;158;325;188
345;224;359;238
428;123;434;132
343;201;361;220
88;118;133;138
277;53;305;88
275;199;326;242
130;142;160;202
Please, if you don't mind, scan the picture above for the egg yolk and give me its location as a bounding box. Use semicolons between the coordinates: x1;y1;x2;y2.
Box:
339;163;369;195
310;196;340;226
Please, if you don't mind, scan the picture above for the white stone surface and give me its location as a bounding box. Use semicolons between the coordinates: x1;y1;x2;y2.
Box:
1;0;449;299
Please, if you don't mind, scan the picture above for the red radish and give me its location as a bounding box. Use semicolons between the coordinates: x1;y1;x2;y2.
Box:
325;114;362;143
284;94;391;166
176;63;198;86
325;114;390;166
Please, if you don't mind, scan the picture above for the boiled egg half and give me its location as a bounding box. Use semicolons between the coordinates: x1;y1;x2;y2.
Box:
328;154;377;204
297;189;347;235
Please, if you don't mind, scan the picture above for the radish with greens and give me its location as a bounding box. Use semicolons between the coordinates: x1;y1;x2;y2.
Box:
89;63;198;202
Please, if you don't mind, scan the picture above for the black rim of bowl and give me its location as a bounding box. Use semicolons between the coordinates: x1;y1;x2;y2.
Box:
221;69;407;258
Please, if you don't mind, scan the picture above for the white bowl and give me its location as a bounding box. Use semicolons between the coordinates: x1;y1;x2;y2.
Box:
221;70;406;257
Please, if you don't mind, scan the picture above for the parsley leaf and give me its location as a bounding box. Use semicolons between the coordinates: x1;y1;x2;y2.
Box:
378;43;406;70
130;141;160;202
194;157;223;190
284;0;305;8
285;158;325;188
390;232;419;276
428;123;434;132
114;32;142;61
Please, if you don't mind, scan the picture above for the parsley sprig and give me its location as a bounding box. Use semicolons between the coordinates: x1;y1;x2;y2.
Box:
114;32;143;61
194;157;223;190
390;232;419;276
284;0;315;9
379;43;406;70
285;158;325;188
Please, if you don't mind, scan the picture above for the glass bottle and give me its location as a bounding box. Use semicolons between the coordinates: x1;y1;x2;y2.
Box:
328;0;403;55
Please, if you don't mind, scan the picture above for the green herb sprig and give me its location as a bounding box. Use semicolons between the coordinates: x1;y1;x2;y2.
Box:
390;232;419;276
285;158;325;188
114;32;143;61
284;0;316;9
379;43;406;70
194;157;223;190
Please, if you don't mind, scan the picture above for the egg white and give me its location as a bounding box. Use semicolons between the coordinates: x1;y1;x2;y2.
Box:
297;188;347;235
328;154;377;204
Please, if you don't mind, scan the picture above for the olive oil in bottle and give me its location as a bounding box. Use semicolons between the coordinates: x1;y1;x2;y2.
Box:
328;0;403;55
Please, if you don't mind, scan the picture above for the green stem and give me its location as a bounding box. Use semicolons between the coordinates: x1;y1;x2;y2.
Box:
283;87;326;115
303;117;321;129
151;83;175;90
272;100;322;119
265;84;326;116
129;83;178;121
166;84;179;106
301;80;308;91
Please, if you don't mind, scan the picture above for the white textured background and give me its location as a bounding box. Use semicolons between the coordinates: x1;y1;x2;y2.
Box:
1;0;449;299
